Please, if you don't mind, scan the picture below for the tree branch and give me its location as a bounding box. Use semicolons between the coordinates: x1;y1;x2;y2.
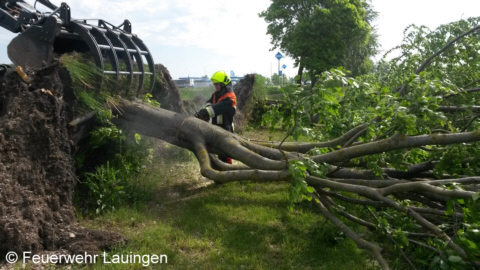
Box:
255;124;367;153
321;194;377;231
312;131;480;164
443;87;480;98
313;194;389;270
438;106;480;113
415;25;480;74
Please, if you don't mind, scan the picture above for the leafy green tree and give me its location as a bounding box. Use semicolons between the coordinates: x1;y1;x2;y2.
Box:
265;77;272;85
259;0;378;84
257;18;480;268
271;73;281;85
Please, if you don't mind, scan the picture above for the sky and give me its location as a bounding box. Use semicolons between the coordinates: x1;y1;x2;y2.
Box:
0;0;479;80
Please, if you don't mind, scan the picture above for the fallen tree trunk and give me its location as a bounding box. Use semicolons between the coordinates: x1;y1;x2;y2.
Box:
111;100;480;269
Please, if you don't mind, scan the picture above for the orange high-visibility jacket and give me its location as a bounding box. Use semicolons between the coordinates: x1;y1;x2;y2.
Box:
205;83;236;132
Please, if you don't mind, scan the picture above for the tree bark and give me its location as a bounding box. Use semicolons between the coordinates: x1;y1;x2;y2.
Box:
296;59;304;85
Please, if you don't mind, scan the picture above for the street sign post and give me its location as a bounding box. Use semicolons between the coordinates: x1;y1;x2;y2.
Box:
281;64;286;85
275;52;283;78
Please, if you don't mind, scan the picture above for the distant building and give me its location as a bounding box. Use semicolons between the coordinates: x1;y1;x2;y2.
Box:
193;77;212;88
175;72;245;88
174;76;212;88
173;78;194;88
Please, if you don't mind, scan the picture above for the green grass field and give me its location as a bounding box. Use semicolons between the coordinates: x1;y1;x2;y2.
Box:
70;129;377;270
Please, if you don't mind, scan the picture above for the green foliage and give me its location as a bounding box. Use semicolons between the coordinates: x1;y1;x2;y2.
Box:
76;128;155;214
142;93;161;107
239;74;269;128
79;107;155;213
270;73;287;85
63;54;156;214
82;131;156;214
259;17;480;268
288;158;329;210
60;53;100;89
252;74;267;101
85;162;124;214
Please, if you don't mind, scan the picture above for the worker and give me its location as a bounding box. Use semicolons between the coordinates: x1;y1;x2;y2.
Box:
195;70;236;164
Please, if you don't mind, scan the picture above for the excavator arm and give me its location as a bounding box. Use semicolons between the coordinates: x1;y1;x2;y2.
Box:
0;0;155;95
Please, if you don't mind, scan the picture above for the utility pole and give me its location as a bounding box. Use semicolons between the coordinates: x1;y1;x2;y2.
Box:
275;52;283;85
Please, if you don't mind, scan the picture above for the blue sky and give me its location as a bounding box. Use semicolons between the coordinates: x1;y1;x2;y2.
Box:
0;0;479;79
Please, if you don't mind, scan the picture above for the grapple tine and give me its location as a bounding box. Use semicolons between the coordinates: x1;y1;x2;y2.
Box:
70;21;104;91
105;29;134;95
119;33;145;96
131;35;155;94
89;26;120;90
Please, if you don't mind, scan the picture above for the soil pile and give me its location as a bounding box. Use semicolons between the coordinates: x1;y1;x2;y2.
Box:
0;65;123;259
233;74;255;130
152;64;187;114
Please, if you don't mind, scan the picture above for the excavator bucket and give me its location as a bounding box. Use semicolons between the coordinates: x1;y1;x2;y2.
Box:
1;0;155;95
7;16;60;69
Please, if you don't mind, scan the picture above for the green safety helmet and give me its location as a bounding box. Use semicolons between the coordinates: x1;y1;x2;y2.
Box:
210;70;231;85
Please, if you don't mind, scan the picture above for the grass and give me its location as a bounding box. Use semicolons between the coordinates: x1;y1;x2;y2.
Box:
180;86;215;101
71;129;377;269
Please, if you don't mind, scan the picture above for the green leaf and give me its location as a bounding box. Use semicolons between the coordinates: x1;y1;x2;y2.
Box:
473;192;480;201
306;186;315;193
445;200;454;215
448;256;462;263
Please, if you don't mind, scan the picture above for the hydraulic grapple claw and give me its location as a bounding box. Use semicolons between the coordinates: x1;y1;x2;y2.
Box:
1;0;155;95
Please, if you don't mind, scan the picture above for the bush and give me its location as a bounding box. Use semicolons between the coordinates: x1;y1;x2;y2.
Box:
84;162;125;214
252;74;267;101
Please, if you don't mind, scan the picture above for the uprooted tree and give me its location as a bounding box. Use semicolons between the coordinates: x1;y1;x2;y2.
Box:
1;18;480;269
112;19;480;269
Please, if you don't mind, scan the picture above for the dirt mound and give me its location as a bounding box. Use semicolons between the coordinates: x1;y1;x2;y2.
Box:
0;65;124;259
233;74;255;130
152;64;186;114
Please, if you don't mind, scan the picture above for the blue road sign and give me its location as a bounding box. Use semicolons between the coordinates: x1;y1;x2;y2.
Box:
275;52;283;60
279;71;282;76
282;64;287;69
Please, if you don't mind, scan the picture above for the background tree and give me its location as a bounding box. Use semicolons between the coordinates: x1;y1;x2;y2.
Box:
271;73;281;85
259;0;378;85
265;77;272;85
